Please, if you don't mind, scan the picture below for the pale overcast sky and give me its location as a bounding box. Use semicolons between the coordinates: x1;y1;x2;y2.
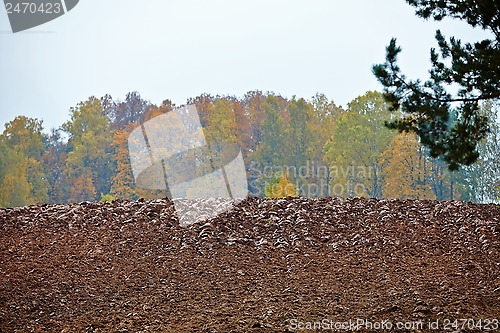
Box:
0;0;493;132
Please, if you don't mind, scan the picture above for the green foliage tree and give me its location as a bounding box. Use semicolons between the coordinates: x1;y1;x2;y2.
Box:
253;94;289;168
286;97;313;192
373;0;500;170
323;91;397;198
302;94;341;197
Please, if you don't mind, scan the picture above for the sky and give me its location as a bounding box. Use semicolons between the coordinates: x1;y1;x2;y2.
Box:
0;0;493;132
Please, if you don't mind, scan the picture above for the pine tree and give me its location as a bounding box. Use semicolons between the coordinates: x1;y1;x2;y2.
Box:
373;0;500;170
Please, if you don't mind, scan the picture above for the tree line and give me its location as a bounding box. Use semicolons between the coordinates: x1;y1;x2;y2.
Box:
0;90;498;207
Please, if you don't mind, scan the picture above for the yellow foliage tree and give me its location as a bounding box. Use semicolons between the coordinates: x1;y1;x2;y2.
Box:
68;170;96;203
264;174;298;198
381;133;436;200
63;97;114;202
0;116;48;206
110;123;139;200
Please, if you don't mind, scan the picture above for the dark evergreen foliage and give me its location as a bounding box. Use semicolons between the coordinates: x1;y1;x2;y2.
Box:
373;0;499;170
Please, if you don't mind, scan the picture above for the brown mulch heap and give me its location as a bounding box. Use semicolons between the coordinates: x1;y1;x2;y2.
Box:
0;197;499;333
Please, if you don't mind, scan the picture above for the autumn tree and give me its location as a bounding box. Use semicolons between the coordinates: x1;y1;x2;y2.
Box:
0;142;9;207
0;140;8;206
110;123;139;200
63;97;114;202
201;97;239;145
0;141;31;207
264;173;298;198
426;157;469;201
381;133;436;200
0;116;48;206
241;91;267;155
41;128;70;204
105;91;150;130
232;97;253;157
0;150;31;207
373;0;500;170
